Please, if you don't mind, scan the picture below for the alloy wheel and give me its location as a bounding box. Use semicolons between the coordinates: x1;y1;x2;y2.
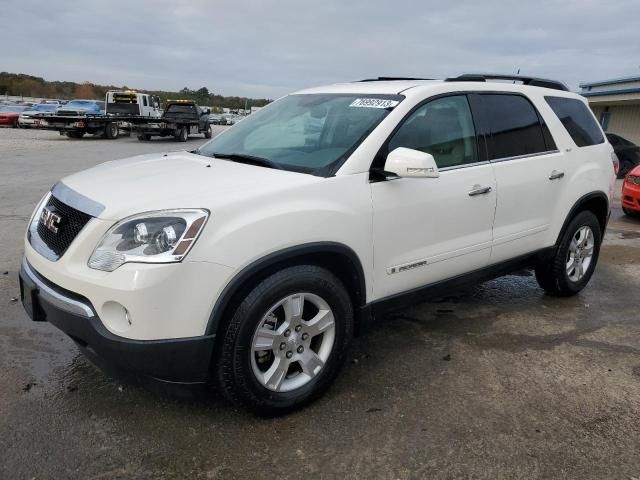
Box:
566;225;595;282
250;293;336;392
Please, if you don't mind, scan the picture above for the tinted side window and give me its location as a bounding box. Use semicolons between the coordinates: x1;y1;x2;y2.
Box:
545;96;604;147
481;94;548;160
388;95;477;168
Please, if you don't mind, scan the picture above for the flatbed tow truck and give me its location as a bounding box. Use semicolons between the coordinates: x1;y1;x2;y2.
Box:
34;97;212;142
131;100;213;142
33;90;162;139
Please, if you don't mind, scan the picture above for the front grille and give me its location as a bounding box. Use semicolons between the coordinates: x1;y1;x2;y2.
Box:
35;195;92;258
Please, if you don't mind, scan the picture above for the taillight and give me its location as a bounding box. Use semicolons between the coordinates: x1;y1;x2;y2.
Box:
611;152;620;175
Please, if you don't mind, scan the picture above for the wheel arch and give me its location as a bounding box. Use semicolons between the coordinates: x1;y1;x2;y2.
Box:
205;242;367;337
556;191;609;246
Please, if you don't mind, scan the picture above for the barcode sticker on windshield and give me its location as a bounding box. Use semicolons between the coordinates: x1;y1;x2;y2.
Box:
349;98;399;109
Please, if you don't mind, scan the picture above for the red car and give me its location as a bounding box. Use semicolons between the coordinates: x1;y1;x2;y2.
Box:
622;164;640;216
0;106;28;128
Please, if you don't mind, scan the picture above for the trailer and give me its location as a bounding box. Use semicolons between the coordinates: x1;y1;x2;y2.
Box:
34;91;162;139
130;100;213;142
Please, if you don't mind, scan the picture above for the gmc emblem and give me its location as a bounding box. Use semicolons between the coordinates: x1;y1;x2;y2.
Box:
40;207;63;234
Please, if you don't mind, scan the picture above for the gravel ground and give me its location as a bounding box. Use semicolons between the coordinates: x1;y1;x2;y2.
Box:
1;127;640;479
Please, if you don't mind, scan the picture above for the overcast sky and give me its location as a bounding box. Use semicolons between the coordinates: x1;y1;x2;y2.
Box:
3;0;640;98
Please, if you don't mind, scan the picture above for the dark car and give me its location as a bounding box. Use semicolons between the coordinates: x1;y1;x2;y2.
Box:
607;133;640;179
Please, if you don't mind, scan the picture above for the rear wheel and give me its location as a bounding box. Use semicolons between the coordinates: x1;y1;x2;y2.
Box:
175;126;188;142
217;265;354;416
535;211;602;296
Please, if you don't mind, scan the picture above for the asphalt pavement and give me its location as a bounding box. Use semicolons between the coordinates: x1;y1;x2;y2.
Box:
1;127;639;479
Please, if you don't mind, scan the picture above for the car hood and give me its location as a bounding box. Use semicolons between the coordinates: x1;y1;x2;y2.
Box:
59;151;322;220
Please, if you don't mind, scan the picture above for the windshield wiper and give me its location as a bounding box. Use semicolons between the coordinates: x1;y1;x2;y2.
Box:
209;152;282;170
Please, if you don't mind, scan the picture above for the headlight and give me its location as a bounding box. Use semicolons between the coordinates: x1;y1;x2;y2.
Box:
627;175;640;185
88;209;209;272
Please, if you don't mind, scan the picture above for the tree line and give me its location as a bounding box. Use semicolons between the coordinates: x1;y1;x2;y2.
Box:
0;72;271;109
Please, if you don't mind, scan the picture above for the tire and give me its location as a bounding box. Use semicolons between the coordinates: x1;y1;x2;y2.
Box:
137;134;151;141
535;211;602;296
623;207;639;217
104;122;118;139
217;265;354;416
204;124;213;139
175;126;188;142
66;131;84;139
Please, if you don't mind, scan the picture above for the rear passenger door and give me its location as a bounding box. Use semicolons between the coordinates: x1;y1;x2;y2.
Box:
470;93;564;263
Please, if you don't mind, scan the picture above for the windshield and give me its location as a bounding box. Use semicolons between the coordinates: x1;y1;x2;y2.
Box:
197;93;402;175
65;100;97;108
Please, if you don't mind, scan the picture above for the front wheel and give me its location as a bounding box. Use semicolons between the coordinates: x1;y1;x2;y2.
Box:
104;122;118;139
535;211;602;296
217;265;354;416
66;131;85;139
204;124;212;139
623;207;639;217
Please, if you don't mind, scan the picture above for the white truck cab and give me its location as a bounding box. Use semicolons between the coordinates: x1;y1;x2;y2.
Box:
105;90;162;117
20;74;616;415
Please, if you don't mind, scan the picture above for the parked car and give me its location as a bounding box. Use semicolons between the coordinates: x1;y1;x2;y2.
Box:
0;105;29;127
621;164;640;216
208;114;223;125
56;99;105;116
18;103;59;128
606;133;640;179
19;74;615;415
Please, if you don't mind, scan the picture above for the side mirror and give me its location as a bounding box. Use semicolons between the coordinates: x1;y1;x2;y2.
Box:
384;147;439;178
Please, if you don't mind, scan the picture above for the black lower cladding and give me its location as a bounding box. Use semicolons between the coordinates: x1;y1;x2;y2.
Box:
19;264;215;384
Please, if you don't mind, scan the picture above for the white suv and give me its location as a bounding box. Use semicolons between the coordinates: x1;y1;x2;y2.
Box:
20;74;616;415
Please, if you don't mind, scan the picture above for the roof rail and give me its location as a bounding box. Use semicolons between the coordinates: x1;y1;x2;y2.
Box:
445;73;569;92
357;77;433;82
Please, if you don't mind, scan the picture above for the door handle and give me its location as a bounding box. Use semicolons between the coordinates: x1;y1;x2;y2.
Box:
549;170;565;180
468;185;492;196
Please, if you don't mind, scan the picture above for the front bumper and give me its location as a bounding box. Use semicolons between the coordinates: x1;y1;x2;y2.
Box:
19;258;215;384
622;181;640;212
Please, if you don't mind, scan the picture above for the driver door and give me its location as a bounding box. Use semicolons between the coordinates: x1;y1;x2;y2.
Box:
371;94;497;299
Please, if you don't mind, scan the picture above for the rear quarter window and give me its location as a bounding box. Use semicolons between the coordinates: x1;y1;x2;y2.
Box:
545;96;604;147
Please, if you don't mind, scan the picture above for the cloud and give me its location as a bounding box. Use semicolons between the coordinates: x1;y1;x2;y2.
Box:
2;0;639;97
